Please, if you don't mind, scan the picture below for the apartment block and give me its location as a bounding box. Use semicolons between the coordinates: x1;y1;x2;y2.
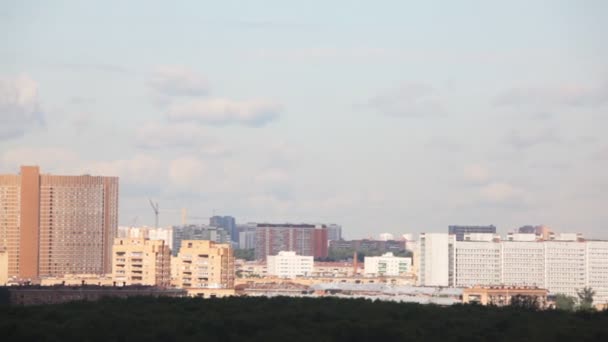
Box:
112;238;171;287
267;251;313;278
364;252;412;277
254;224;328;260
418;233;449;286
0;166;118;279
175;240;235;289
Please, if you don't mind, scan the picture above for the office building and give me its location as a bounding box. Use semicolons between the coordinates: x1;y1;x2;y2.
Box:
445;236;608;302
267;251;313;278
172;224;230;256
112;238;171;287
210;216;237;243
0;166;118;279
448;225;496;241
418;233;450;286
364;252;412;277
326;224;342;241
174;240;235;289
254;224;328;260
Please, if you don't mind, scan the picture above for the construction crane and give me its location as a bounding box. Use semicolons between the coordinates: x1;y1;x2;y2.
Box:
149;199;159;229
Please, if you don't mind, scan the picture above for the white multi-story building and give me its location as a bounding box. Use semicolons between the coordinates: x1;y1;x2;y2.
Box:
267;251;313;278
418;233;450;286
443;237;608;303
364;252;411;276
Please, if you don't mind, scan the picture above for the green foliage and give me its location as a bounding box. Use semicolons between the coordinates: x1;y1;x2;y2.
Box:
234;248;255;261
555;294;577;311
509;295;540;311
577;287;596;311
2;296;608;341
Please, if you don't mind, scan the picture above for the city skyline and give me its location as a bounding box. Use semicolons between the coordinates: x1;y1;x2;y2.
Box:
1;1;608;239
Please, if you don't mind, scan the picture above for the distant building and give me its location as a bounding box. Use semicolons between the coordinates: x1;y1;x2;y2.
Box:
0;247;8;285
0;166;118;279
378;233;394;241
364;252;412;277
326;224;342;241
210;216;237;243
112;238;171;287
267;251;313;278
418;233;450;286
238;230;256;250
462;286;548;308
329;239;406;256
117;226;173;250
254;224;328;260
448;225;496;241
172;225;230;256
175;240;235;289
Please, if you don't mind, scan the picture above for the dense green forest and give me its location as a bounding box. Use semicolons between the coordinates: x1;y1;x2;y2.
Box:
1;296;607;342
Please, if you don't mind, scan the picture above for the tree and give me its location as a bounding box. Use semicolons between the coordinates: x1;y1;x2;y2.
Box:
234;248;255;261
554;294;577;311
509;295;540;310
577;287;596;311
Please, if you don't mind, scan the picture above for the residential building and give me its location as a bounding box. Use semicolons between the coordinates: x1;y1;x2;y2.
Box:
0;166;118;279
326;224;342;241
175;240;235;289
448;225;496;241
0;247;7;285
364;252;412;277
451;239;502;287
238;230;256;250
172;224;230;256
254;224;328;260
418;233;449;286
210;216;237;243
112;238;171;287
329;239;406;255
267;251;313;278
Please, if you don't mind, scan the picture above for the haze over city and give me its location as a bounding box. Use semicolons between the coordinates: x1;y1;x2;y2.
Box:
1;0;607;239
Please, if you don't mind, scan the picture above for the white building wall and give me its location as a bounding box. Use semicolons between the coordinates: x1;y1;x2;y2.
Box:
545;241;586;298
419;233;449;286
364;253;412;276
267;251;313;278
501;241;545;287
586;241;608;304
453;241;501;287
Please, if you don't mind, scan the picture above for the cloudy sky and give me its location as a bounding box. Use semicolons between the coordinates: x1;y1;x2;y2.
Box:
1;1;607;238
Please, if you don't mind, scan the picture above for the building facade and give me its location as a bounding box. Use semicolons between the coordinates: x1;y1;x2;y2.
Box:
174;240;235;289
0;166;118;279
254;224;328;260
448;225;496;241
326;224;342;241
112;238;171;287
267;251;314;278
172;224;230;256
210;216;237;243
418;233;450;286
364;252;412;277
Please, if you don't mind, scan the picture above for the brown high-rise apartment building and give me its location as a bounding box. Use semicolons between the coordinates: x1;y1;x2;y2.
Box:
0;166;118;279
254;224;329;260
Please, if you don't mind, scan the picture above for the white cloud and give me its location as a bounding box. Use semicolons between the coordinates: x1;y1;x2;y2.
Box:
0;147;79;174
505;130;562;150
479;182;524;202
86;155;165;186
168;157;207;189
368;83;444;117
167;98;281;126
149;66;209;97
464;164;490;183
135;122;209;149
0;74;44;140
494;81;608;108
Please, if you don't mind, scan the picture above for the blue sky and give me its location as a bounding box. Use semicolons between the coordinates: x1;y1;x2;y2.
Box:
1;0;607;238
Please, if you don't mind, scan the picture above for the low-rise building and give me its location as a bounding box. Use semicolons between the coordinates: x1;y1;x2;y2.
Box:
267;251;313;278
364;252;412;277
462;285;548;308
112;238;171;287
175;240;235;289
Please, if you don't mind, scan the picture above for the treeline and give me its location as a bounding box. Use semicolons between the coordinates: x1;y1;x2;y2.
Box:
1;296;607;341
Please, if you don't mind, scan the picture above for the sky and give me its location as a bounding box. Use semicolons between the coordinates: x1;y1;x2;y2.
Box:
1;0;607;239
